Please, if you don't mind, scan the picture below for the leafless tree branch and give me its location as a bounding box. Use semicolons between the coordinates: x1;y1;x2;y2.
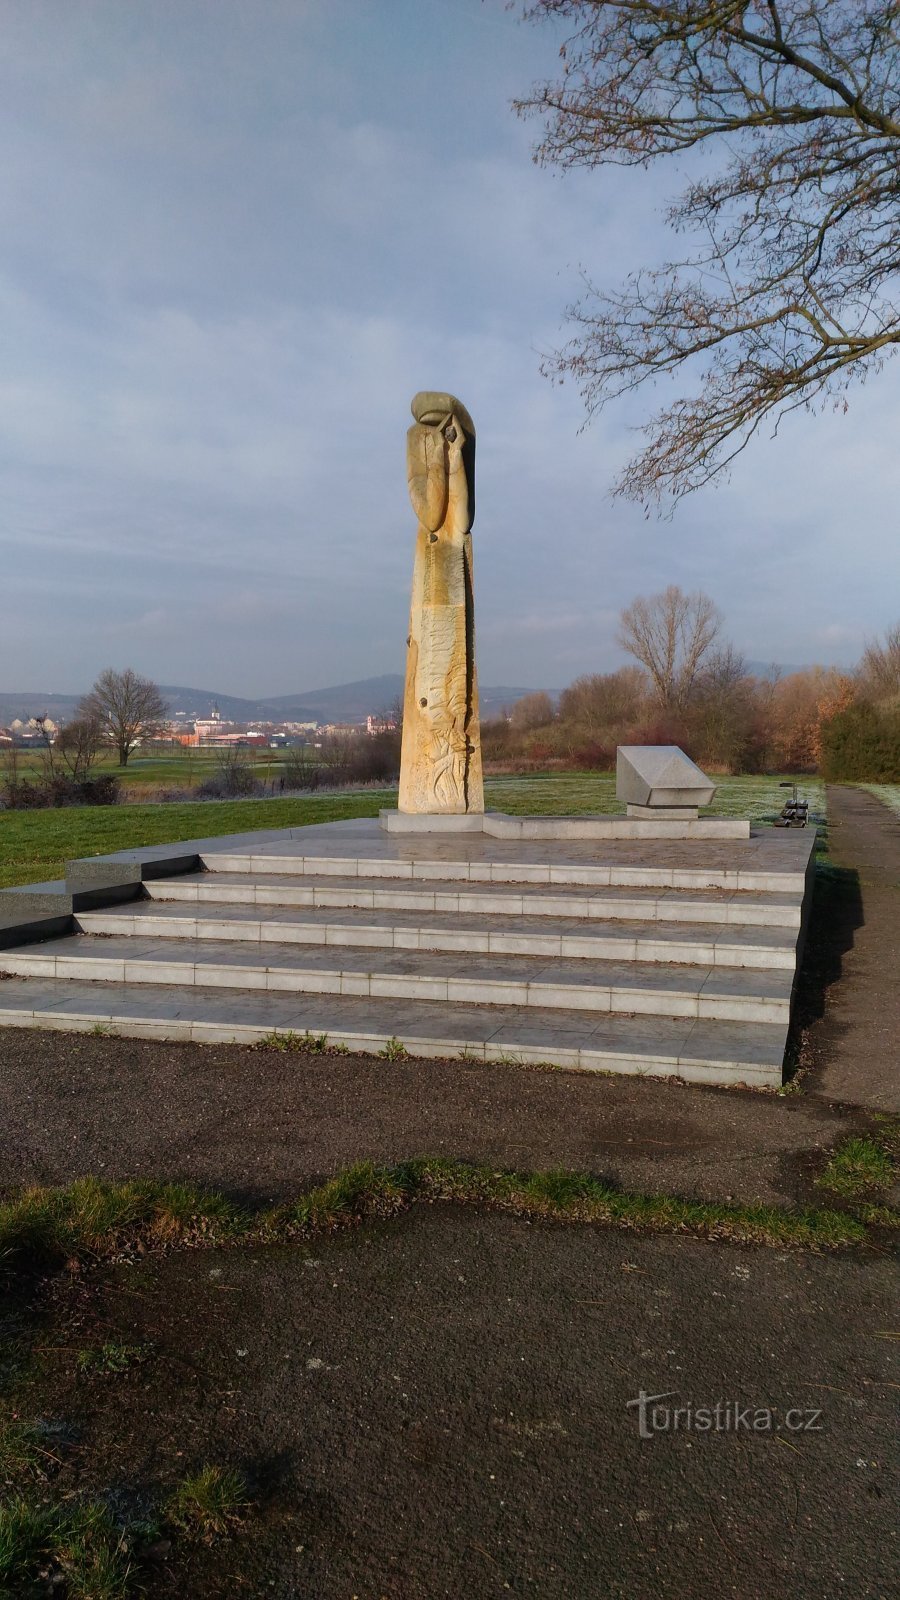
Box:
515;0;900;502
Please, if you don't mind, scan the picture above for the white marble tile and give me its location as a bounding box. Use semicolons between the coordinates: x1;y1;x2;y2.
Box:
370;974;448;1002
446;978;524;1006
527;983;611;1012
697;995;787;1023
0;953;57;977
611;987;697;1018
123;959;193;985
58;956;127;982
339;973;372;997
202;963;267;990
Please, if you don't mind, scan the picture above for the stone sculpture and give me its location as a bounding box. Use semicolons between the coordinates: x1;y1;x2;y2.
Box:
397;391;484;815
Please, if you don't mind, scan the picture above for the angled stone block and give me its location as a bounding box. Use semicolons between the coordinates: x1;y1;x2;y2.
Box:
616;746;716;817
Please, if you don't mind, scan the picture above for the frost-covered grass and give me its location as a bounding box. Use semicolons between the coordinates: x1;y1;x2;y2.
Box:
483;773;826;826
861;785;900;819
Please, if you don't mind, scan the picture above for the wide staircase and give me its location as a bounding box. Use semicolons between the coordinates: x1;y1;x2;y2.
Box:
0;820;816;1087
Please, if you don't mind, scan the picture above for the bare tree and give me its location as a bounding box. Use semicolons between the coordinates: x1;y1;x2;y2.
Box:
516;2;900;503
858;622;900;702
77;667;168;767
618;586;721;710
57;716;103;782
28;713;58;779
688;646;756;770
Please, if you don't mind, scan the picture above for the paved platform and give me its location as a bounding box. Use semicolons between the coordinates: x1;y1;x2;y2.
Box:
0;818;818;1087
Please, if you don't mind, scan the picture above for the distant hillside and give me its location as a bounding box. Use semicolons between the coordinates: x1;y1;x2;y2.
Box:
0;692;82;724
0;676;542;727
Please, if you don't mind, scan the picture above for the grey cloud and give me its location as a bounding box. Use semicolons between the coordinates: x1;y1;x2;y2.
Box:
0;0;896;697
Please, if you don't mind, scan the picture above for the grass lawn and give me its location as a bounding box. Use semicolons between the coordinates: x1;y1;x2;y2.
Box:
0;773;826;891
0;792;391;890
482;772;825;823
5;746;296;791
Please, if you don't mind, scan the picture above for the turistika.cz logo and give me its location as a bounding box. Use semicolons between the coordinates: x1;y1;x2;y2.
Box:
627;1390;824;1440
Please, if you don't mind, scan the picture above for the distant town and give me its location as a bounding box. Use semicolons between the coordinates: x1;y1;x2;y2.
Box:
0;702;398;753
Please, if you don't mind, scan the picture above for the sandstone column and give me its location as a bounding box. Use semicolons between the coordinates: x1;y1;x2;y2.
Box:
397;391;483;815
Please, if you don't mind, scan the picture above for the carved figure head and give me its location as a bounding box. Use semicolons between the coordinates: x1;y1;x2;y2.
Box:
407;391;476;533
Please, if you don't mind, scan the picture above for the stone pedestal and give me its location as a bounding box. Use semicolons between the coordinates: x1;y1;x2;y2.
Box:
616;746;716;813
626;804;700;820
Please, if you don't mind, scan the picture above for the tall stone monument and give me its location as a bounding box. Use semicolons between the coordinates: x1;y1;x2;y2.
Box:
397;391;484;817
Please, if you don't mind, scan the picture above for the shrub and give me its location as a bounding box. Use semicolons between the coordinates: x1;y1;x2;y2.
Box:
281;751;324;790
0;773;120;810
820;703;900;782
284;731;399;791
571;741;615;770
196;747;264;799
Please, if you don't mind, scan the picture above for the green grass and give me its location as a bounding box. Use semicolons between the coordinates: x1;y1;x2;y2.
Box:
817;1132;897;1199
0;791;390;890
76;1343;148;1377
165;1466;248;1543
0;1162;879;1272
861;784;900;819
0;1420;46;1485
255;1028;330;1053
0;1175;247;1265
0;774;825;891
0;1497;133;1600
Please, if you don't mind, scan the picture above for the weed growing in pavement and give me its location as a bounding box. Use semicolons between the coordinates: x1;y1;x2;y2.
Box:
76;1342;149;1377
817;1135;896;1199
255;1029;330;1053
166;1465;248;1543
379;1036;408;1060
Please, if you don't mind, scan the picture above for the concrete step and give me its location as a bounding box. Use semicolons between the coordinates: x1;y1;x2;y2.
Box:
203;849;808;894
148;871;803;929
76;902;799;970
0;975;788;1087
0;933;793;1023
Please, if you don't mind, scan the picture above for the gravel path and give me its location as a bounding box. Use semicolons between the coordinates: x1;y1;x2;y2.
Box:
804;785;900;1111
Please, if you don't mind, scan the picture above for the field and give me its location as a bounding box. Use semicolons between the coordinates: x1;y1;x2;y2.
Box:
0;774;826;891
3;746;297;794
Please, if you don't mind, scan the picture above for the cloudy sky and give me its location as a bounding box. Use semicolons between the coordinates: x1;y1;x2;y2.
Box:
1;0;897;697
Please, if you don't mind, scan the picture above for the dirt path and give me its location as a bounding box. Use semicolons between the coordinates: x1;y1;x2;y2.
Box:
18;1211;896;1599
803;786;900;1111
0;1025;869;1209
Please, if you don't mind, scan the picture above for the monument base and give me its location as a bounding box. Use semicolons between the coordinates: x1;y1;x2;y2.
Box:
380;811;486;835
380;810;750;841
626;803;699;820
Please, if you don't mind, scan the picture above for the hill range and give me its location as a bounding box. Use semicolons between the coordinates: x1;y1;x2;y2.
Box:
0;675;540;728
